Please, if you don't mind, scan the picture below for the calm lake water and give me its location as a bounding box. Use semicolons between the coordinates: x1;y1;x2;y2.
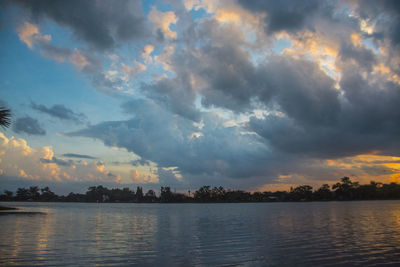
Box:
1;201;400;266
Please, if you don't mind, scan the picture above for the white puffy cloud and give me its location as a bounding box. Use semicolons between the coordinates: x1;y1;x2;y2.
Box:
0;132;120;183
148;7;178;40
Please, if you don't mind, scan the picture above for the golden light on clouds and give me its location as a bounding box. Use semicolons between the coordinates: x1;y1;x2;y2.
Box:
17;22;51;49
148;7;178;40
351;33;362;47
325;153;400;184
0;132;120;183
373;63;400;86
282;31;340;81
130;169;159;184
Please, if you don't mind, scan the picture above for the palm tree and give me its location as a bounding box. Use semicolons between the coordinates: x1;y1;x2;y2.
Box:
0;107;11;128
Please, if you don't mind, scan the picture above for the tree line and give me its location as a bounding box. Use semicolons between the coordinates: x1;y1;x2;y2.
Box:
2;177;400;203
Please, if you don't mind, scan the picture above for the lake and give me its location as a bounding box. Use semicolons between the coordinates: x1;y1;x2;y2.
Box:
1;201;400;266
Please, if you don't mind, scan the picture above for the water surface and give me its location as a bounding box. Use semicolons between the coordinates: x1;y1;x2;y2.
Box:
1;201;400;266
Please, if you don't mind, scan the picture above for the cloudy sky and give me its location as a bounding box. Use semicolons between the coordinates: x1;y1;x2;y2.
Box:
1;0;400;194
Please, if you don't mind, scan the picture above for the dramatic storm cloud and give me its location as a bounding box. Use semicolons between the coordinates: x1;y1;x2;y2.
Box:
238;0;329;34
8;0;147;49
1;0;400;192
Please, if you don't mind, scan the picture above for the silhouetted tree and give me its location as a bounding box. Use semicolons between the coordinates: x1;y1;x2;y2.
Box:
381;183;400;199
4;190;13;199
16;187;30;200
86;185;109;202
211;186;226;201
314;184;332;200
135;186;143;201
40;187;58;201
290;185;313;201
145;189;156;197
194;186;211;202
225;190;250;202
109;187;135;202
0;107;11;128
160;186;173;202
28;186;40;201
65;192;86;202
332;177;359;200
251;192;263;202
4;176;400;203
144;189;157;202
0;190;13;201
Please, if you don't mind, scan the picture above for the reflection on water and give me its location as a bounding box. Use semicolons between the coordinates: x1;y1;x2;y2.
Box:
1;201;400;266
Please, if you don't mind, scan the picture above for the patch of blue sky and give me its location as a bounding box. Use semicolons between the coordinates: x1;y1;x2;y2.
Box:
246;49;265;67
169;22;179;36
40;20;77;49
0;30;76;114
272;37;291;54
321;65;336;79
362;39;380;54
143;0;176;14
141;0;157;15
137;64;165;84
50;135;129;164
189;7;213;20
121;39;150;57
55;137;131;163
0;22;128;126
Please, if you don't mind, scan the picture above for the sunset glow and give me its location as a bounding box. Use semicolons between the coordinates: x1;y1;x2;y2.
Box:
1;0;399;194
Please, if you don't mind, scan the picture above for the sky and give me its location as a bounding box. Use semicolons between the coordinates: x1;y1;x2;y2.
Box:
1;0;400;195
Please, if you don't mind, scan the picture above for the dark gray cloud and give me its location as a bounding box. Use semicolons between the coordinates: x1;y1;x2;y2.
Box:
66;5;400;188
40;157;73;167
143;9;399;160
248;58;400;158
237;0;333;34
257;55;340;126
10;0;147;49
34;0;398;188
67;99;270;179
31;102;87;124
196;43;259;112
338;42;377;72
13;116;46;135
355;0;400;47
143;18;341;122
141;76;200;121
62;153;97;160
131;158;150;166
157;167;184;188
139;19;260;119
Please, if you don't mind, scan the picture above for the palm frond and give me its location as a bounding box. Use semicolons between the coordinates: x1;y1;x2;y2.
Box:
0;107;11;128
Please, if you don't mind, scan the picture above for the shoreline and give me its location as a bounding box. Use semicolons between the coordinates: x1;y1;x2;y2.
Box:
0;205;46;215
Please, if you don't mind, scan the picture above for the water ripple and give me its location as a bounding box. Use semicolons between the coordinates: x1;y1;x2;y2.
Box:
1;201;400;266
